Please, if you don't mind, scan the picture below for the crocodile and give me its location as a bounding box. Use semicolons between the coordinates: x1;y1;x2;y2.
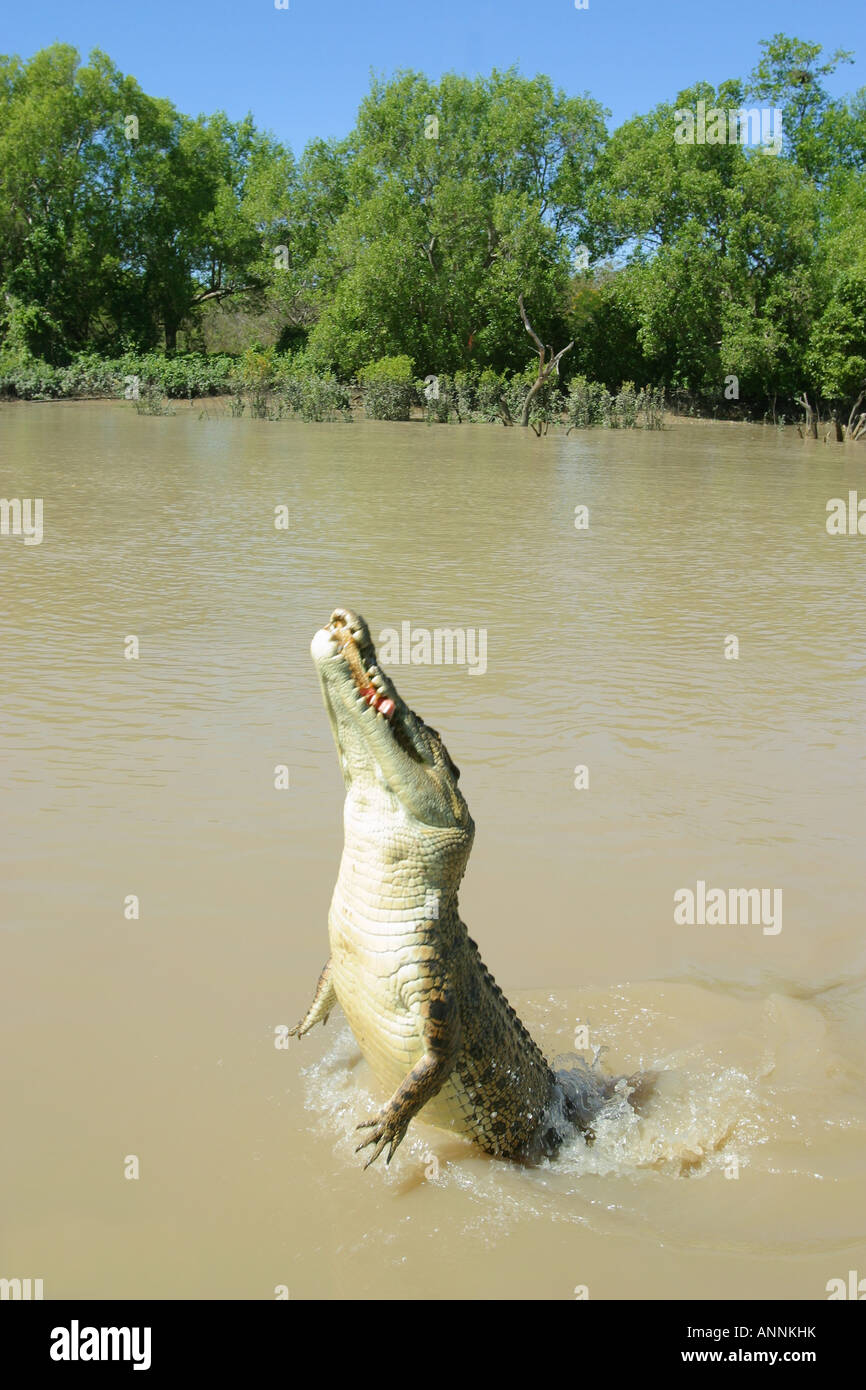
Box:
291;607;611;1168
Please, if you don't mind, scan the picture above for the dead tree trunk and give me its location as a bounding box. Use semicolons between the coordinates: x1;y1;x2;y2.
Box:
796;392;818;438
846;386;866;440
517;294;573;429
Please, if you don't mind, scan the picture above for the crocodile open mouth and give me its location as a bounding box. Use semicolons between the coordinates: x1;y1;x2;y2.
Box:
318;609;437;769
328;608;396;722
312;606;469;826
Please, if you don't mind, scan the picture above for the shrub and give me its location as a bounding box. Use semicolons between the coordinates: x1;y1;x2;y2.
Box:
527;382;565;432
58;353;123;397
566;377;665;430
614;381;638;428
116;351;237;398
566;376;613;428
358;355;416;420
0;352;63;399
279;373;352;422
502;368;535;424
417;372;455;423
453;369;475;421
133;383;175;416
475;368;507;422
637;385;665;429
503;367;564;429
219;351;353;422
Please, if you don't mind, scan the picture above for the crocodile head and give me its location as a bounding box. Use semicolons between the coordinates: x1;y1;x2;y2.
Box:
311;607;473;833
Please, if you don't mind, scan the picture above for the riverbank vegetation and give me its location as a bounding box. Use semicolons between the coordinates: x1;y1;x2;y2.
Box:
1;34;864;435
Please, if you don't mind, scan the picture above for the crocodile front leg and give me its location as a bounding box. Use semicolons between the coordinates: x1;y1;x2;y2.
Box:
290;959;337;1037
355;986;461;1167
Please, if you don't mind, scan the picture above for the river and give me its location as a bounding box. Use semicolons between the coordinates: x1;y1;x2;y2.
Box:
1;400;864;1298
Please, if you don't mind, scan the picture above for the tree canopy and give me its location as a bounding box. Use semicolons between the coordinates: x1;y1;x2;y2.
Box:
1;35;864;418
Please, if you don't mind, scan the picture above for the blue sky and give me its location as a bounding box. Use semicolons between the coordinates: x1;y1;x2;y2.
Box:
3;0;863;150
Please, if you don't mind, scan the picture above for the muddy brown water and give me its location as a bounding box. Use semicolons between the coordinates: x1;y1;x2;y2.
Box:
1;401;864;1299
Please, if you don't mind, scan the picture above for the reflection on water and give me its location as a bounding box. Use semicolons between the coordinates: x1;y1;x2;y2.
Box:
0;402;864;1298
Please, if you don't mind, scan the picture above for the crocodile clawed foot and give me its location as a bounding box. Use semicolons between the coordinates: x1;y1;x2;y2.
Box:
355;1105;409;1168
288;1019;312;1039
288;1013;329;1040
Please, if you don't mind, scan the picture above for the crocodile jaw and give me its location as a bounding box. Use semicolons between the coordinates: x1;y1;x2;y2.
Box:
311;608;472;831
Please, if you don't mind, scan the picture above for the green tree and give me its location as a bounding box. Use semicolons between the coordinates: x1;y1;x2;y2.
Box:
305;68;607;376
0;44;159;357
804;173;866;417
125;110;278;350
584;74;821;406
0;44;298;357
744;33;854;178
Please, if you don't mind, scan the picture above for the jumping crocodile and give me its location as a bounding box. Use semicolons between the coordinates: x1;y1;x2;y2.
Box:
291;607;610;1168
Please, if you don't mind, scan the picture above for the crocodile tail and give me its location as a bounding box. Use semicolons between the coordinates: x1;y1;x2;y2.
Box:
528;1055;615;1160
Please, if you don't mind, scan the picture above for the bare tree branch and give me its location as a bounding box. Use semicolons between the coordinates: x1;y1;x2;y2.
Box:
518;293;545;357
846;385;866;438
517;294;574;428
190;282;263;306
